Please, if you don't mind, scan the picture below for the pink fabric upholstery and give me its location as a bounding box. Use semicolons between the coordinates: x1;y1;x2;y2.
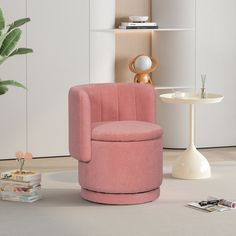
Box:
81;188;160;205
79;138;163;193
92;121;163;142
69;88;91;162
69;83;163;204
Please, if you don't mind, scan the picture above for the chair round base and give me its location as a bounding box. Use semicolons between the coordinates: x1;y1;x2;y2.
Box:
80;188;160;205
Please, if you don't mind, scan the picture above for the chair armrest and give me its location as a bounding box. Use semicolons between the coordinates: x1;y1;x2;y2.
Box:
69;87;91;162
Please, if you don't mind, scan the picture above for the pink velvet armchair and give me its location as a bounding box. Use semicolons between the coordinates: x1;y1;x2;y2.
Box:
69;83;163;204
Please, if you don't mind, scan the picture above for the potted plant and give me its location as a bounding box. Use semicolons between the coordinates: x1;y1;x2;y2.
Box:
0;7;33;95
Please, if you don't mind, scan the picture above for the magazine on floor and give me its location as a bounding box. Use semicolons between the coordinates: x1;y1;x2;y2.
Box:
187;197;236;213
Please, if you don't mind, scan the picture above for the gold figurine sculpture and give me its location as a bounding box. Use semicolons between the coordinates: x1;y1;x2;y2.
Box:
129;55;158;85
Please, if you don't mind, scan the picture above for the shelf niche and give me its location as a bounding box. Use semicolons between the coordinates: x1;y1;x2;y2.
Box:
115;0;152;83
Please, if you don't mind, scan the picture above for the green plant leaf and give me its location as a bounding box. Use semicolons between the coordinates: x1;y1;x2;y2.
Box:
9;48;33;57
0;85;8;95
0;33;7;49
0;53;7;65
0;28;22;56
0;8;5;30
8;18;30;32
0;80;27;90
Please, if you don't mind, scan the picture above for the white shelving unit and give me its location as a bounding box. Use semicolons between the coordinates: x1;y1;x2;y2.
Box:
1;0;234;159
91;0;196;149
116;28;194;32
92;28;194;33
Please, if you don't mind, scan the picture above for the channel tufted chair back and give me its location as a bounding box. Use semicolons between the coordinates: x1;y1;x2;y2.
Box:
73;83;156;123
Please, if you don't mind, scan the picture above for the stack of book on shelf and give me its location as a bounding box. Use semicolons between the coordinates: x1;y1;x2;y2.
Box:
0;170;41;203
119;22;158;30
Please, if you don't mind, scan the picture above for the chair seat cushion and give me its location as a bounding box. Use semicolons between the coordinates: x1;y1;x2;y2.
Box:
92;121;162;142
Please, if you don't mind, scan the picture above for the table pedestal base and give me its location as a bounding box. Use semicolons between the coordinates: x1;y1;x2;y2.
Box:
172;145;211;179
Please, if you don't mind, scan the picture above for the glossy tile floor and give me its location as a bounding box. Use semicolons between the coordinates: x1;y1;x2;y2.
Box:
0;147;235;173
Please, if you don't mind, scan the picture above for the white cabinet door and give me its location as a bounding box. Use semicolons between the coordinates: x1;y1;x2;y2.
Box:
196;0;236;147
27;0;90;157
0;0;27;159
152;0;195;148
90;0;115;83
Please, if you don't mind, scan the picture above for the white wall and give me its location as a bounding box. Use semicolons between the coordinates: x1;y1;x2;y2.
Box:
0;0;27;159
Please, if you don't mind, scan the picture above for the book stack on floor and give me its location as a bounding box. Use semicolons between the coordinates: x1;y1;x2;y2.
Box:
0;170;41;203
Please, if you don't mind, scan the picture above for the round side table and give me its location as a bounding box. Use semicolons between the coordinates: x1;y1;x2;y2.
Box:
160;92;224;179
